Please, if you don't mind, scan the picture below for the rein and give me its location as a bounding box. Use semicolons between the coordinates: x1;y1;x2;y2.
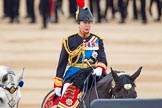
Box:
109;87;116;99
0;83;5;89
108;80;135;99
0;82;18;94
79;59;100;108
79;73;99;108
93;75;99;99
78;73;91;108
109;80;116;99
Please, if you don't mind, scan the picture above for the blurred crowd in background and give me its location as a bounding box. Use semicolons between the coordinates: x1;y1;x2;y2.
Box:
1;0;162;29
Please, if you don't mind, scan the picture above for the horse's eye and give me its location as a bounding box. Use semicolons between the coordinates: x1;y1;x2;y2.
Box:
2;74;8;83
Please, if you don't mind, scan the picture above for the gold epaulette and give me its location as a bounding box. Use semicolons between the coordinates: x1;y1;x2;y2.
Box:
54;77;63;87
62;35;73;45
63;34;83;56
91;33;104;40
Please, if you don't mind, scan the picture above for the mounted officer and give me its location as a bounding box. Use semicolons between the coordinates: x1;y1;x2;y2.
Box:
53;0;108;107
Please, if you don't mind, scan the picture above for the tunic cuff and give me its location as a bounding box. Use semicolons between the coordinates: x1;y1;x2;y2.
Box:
54;77;63;88
96;62;107;74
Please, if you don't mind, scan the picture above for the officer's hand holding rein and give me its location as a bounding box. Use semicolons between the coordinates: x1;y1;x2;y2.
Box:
92;67;103;76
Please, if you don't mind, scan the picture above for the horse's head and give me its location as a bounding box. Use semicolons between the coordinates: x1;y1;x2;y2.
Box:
110;67;142;98
0;65;24;108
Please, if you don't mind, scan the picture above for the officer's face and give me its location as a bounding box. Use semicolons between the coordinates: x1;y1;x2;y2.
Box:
79;21;92;34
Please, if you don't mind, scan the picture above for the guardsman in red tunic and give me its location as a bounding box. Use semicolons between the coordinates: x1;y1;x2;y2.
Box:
53;1;108;107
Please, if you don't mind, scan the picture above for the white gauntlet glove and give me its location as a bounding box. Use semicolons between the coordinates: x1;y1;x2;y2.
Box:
54;77;62;96
55;87;62;96
92;67;103;76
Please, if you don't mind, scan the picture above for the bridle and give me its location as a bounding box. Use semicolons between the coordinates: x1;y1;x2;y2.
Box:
78;73;99;108
108;80;116;99
109;80;134;99
0;84;19;108
0;75;19;108
0;83;5;89
1;73;19;94
0;83;18;94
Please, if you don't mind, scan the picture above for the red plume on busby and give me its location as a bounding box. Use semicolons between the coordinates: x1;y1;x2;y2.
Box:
75;0;93;22
76;0;85;8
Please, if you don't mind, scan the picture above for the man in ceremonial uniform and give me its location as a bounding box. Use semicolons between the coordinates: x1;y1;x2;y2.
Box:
118;0;129;23
149;0;161;22
2;0;9;18
53;1;108;107
25;0;36;23
132;0;147;24
8;0;20;23
39;0;50;28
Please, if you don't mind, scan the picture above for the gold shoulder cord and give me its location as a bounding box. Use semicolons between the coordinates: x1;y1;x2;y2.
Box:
63;36;84;66
93;34;104;40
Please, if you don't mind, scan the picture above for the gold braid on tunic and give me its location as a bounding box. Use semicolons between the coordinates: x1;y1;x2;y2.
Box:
63;36;86;66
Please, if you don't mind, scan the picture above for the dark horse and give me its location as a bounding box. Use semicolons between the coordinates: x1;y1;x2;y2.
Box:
78;66;142;108
41;66;142;108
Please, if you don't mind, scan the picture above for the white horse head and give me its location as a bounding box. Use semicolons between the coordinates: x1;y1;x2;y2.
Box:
0;65;24;108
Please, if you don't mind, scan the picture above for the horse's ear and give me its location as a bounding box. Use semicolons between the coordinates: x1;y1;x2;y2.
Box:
16;68;24;83
131;66;142;81
111;67;119;82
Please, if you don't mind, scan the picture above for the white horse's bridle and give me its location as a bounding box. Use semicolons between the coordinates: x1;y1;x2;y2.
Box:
0;82;20;108
0;75;21;108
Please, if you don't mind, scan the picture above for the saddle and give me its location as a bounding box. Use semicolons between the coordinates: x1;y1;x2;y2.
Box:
44;94;60;108
57;84;82;108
